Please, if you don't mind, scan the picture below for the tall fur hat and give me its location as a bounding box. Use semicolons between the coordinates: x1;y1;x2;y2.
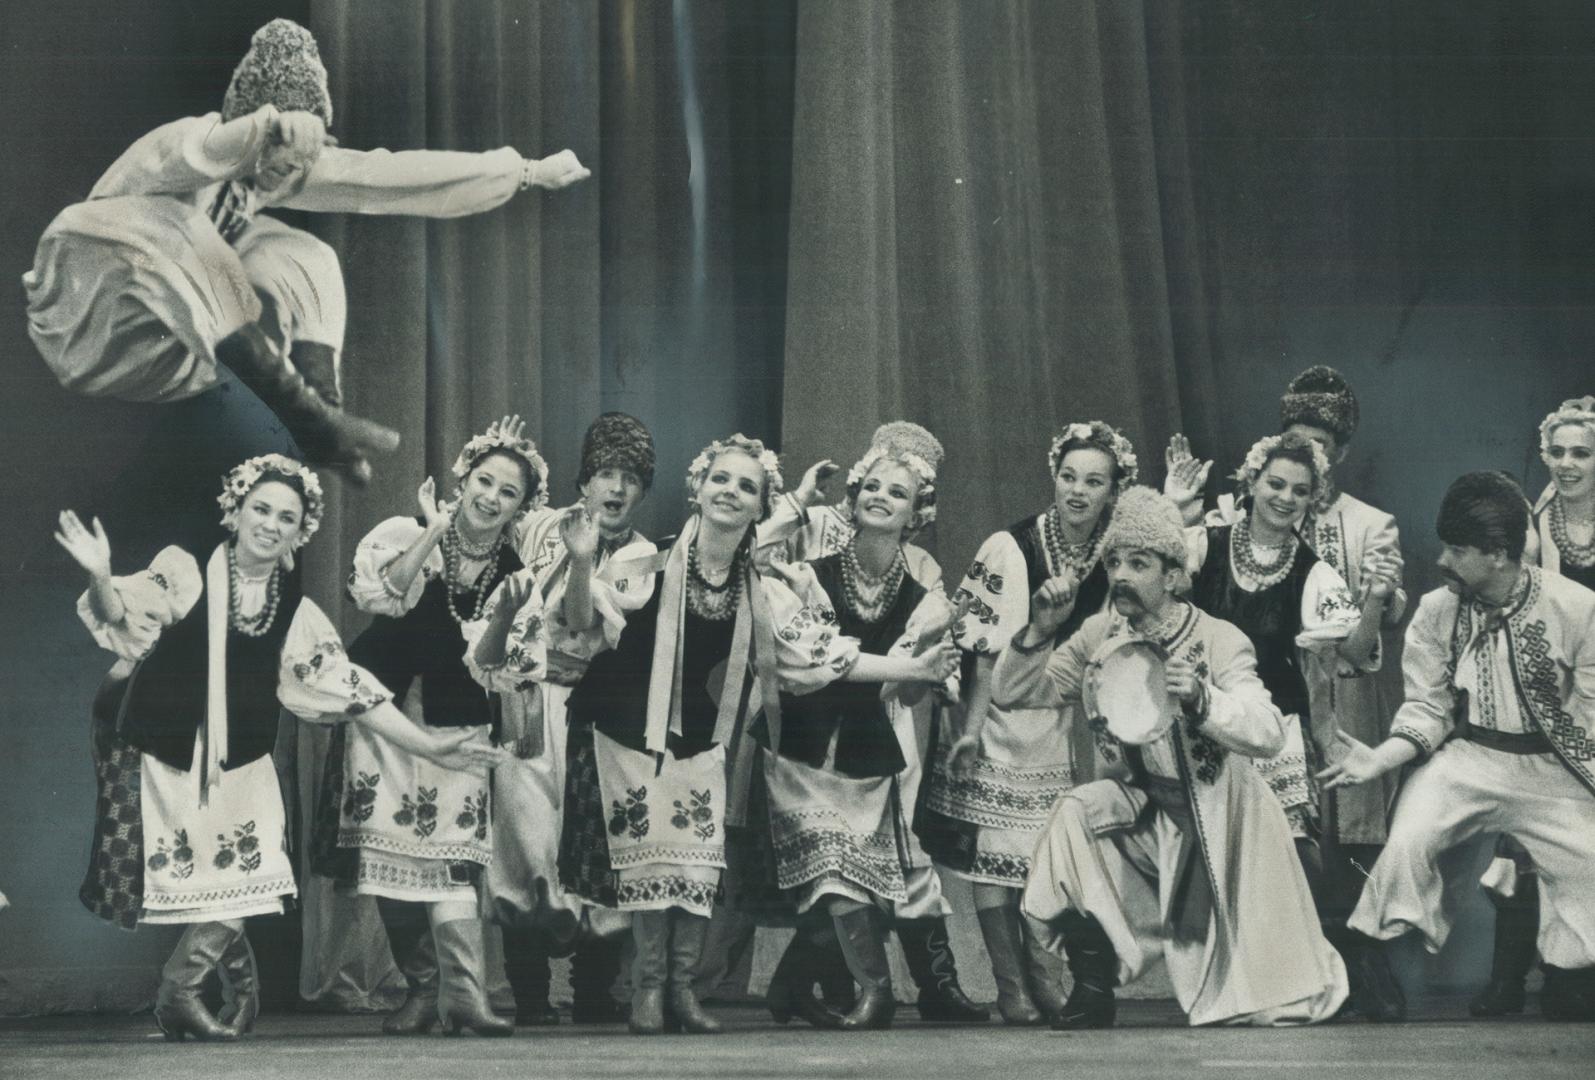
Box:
1279;365;1359;443
579;412;656;490
222;19;333;126
869;421;945;473
1100;486;1187;566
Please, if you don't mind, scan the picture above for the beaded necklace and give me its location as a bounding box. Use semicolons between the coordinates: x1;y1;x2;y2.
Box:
1549;496;1595;569
687;542;743;621
840;539;907;624
1042;506;1107;580
227;543;282;637
1231;516;1298;588
440;522;508;624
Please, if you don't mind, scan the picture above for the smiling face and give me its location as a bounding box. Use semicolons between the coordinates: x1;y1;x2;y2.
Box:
696;450;767;531
1053;447;1116;532
1546;422;1595;503
854;459;920;536
581;467;646;535
1252;455;1315;531
1103;546;1177;618
456;451;530;535
233;479;305;569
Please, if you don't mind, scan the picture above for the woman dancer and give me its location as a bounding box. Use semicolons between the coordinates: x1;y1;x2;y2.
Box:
921;421;1139;1025
320;418;544;1036
58;454;500;1041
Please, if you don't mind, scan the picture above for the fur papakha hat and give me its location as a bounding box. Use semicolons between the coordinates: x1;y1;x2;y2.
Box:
1279;365;1359;443
1100;486;1187;566
222;19;333;126
579;412;656;490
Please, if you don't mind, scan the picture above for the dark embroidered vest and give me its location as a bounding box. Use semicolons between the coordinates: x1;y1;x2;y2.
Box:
1008;514;1109;646
775;554;922;778
120;545;303;772
1189;523;1317;718
347;520;522;730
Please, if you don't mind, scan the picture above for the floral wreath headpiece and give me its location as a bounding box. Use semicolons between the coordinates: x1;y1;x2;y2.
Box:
217;453;325;552
1047;421;1139;490
1232;432;1333;503
845;446;938;528
686;434;784;507
1538;395;1595;463
451;421;551;516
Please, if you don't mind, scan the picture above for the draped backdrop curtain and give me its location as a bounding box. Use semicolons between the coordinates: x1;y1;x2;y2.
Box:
778;0;1218;576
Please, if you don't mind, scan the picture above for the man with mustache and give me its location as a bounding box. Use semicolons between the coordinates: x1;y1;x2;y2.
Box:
994;487;1347;1027
1321;471;1595;1022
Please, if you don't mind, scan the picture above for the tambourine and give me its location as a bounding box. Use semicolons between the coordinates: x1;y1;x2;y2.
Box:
1085;636;1175;746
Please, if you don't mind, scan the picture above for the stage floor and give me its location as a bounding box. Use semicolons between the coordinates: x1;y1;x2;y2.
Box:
2;999;1590;1080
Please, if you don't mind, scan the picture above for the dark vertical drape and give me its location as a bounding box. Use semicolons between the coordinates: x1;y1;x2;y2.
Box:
779;0;1219;575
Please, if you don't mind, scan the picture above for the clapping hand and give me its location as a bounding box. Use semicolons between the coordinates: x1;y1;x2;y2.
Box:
559;504;600;561
54;510;112;580
417;477;451;533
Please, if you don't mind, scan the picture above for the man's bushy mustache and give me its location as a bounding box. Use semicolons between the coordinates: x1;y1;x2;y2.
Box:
1110;583;1145;607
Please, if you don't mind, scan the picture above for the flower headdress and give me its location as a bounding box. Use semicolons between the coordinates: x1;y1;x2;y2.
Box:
686;434;784;517
1047;421;1139;490
1538;395;1595;463
1232;432;1333;503
846;446;938;530
217;453;325;555
451;420;550;516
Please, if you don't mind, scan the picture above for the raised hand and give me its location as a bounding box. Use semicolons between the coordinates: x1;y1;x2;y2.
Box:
530;149;592;190
794;459;840;508
1028;572;1079;640
1163;433;1213;505
491;414;527;444
493;573;536;622
559;504;600;561
54;511;113;580
417;477;450;533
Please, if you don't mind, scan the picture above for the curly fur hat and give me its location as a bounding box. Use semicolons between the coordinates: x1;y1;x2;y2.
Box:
579;412;656;490
1279;365;1359;443
222;19;333;126
1100;486;1187;566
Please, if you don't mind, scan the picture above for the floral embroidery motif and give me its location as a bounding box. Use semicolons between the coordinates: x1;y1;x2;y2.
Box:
1086;715;1121;764
671;789;716;841
147;831;195;879
344;771;380;823
955;588;999;627
394;787;441;838
609;786;650;840
966;560;1005;596
214;821;262;873
150;572;170;591
455;791;490;841
1179;642;1224;783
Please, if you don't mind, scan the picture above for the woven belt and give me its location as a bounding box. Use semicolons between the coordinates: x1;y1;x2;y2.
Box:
1457;721;1553;755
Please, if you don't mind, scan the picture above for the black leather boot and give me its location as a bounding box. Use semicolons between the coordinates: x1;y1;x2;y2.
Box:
896;918;989;1023
570;933;627;1024
377;898;439;1036
765;918;845;1029
435;919;514;1037
1343;929;1407;1023
215;323;398;485
1470;876;1539;1017
833;907;896;1031
288;341;342;406
1051;911;1117;1030
1541;964;1595;1022
501;926;560;1026
155;922;244;1042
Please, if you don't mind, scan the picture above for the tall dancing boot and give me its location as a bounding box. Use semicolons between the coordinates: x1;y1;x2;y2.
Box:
976;905;1041;1025
765;916;845;1029
215;929;260;1035
896;918;989;1023
1470;876;1540;1017
214;323;398;486
434;919;514;1037
154;922;244;1042
570;933;627;1024
377;899;439;1036
288;342;343;407
666;911;723;1034
501;926;560;1026
833;906;897;1031
1052;911;1117;1029
1541;964;1595;1022
1020;913;1069;1023
628;911;670;1035
1342;930;1407;1022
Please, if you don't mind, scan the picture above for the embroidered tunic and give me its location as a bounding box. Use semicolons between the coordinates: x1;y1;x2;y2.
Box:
997;605;1349;1026
78;544;393;927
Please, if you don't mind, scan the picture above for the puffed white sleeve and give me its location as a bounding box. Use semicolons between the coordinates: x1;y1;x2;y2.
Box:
278;144;525;217
277;598;393;722
763;573;861;694
951;531;1030;657
461;570;550;694
1298;560;1373;670
346;516;436;617
77;546;202;662
1387;591;1462;757
89;111;272;199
